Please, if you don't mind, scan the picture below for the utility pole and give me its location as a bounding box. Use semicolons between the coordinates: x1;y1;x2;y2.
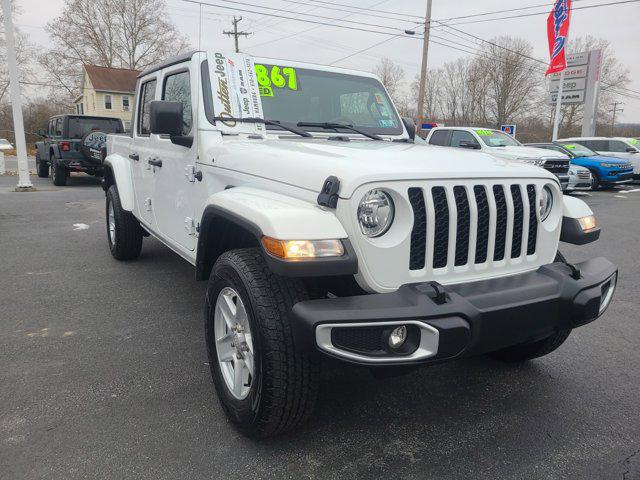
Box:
1;0;33;191
416;0;433;136
223;16;251;53
609;102;623;136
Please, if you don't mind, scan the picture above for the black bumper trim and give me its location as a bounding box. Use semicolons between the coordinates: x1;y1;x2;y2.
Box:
291;258;617;366
560;217;600;245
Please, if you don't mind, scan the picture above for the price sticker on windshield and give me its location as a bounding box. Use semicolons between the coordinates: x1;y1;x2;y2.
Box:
565;144;578;149
476;129;493;136
255;64;300;96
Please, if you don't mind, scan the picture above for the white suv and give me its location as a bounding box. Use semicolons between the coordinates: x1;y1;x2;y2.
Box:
426;127;571;189
102;50;618;437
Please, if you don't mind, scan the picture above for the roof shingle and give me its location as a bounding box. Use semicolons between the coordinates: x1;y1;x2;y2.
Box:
84;65;140;93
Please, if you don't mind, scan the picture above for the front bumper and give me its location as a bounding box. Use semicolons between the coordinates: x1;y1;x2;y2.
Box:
292;258;617;365
602;171;633;184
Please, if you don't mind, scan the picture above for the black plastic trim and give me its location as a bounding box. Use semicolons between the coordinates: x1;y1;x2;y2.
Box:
560;216;601;245
196;205;358;280
291;257;617;365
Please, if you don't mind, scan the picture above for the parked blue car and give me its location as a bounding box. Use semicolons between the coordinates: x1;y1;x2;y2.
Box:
526;141;634;190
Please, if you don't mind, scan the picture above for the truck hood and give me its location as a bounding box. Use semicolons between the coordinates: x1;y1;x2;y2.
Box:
207;136;558;198
485;145;569;161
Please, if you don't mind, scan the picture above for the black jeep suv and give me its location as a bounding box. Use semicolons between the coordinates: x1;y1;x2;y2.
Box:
35;115;125;186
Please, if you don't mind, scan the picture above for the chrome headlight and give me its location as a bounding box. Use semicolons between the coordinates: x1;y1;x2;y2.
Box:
539;186;554;221
357;189;395;237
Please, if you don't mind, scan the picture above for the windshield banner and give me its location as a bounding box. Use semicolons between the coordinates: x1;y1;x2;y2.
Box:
208;51;265;135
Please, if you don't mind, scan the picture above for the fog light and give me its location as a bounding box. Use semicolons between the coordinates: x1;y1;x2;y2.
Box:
388;326;408;349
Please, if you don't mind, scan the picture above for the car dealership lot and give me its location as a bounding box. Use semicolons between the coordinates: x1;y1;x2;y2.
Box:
1;175;639;480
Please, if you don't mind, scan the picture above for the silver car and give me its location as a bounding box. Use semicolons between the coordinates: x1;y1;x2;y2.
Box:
566;164;592;192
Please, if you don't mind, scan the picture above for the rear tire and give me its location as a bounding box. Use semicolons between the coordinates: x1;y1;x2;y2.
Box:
590;171;600;190
205;248;319;438
51;158;67;186
106;185;143;260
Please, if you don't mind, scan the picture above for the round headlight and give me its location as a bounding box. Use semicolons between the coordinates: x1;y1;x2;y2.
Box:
357;189;395;237
539;186;554;221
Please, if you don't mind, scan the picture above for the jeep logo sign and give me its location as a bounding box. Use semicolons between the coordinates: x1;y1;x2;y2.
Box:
208;51;264;135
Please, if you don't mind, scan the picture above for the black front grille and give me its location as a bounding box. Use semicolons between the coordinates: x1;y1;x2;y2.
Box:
474;185;490;264
492;185;507;261
406;183;540;271
454;186;470;266
408;187;427;270
510;185;524;258
527;185;538;255
432;187;449;269
331;326;384;354
544;160;570;174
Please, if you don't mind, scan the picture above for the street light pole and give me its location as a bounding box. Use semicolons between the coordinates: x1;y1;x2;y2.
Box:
416;0;432;136
1;0;33;190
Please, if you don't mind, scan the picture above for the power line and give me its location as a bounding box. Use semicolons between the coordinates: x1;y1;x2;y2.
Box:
180;0;416;35
276;0;424;23
270;0;424;22
433;0;587;22
443;0;640;26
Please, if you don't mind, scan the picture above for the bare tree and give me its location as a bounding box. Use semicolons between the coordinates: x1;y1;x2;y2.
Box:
373;58;405;105
39;0;191;97
474;36;543;127
408;69;443;120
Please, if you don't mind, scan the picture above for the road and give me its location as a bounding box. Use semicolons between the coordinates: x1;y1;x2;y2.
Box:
1;174;639;480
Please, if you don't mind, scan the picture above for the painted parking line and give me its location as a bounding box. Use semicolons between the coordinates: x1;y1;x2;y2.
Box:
615;195;627;199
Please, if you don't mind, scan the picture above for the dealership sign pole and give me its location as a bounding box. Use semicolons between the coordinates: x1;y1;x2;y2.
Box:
546;0;572;141
1;0;34;190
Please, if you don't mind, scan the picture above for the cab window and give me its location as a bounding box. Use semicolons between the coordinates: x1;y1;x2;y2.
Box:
451;130;479;148
138;79;158;136
162;70;192;136
608;140;631;153
429;130;451;146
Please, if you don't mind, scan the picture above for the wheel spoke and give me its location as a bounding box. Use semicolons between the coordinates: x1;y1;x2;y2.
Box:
243;350;254;377
217;293;237;329
217;332;235;362
233;357;245;397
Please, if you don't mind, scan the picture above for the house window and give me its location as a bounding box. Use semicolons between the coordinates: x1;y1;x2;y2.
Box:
122;96;130;111
105;94;113;110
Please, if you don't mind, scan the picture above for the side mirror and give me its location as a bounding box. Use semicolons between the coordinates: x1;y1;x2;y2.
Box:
149;101;193;148
460;140;481;150
150;101;183;136
626;147;637;153
401;117;416;141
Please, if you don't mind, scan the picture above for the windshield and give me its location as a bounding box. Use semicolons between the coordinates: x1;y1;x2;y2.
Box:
476;129;521;147
558;142;596;157
67;117;124;139
255;63;402;136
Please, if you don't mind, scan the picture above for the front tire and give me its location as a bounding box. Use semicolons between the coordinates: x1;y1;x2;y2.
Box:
590;171;600;190
205;248;319;438
51;158;68;186
36;154;49;178
106;185;143;260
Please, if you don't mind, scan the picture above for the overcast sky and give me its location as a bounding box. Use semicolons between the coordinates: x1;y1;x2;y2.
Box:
14;0;640;122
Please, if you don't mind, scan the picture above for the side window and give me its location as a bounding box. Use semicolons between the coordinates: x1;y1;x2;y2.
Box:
48;120;53;136
608;140;630;153
451;130;479;148
583;140;605;151
105;94;113;110
137;79;157;136
429;130;451;147
55;118;63;136
162;70;192;135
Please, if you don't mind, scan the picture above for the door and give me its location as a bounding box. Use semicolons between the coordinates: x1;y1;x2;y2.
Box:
150;67;198;251
132;77;159;227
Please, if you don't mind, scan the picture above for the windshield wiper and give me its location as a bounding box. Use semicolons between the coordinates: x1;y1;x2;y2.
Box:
297;122;383;141
211;116;313;138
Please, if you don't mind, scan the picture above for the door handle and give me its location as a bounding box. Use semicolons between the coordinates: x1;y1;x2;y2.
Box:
148;158;163;168
129;153;139;161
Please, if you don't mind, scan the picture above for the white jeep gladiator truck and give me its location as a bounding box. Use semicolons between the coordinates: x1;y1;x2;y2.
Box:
103;50;618;438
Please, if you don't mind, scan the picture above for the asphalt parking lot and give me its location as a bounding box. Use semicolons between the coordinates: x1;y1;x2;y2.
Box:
1;173;639;480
